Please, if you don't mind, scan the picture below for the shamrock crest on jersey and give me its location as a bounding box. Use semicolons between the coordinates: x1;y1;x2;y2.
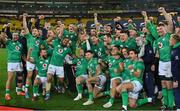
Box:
120;45;123;48
77;61;81;65
158;42;163;48
70;35;73;39
108;63;112;67
15;46;20;51
58;49;63;54
98;52;101;56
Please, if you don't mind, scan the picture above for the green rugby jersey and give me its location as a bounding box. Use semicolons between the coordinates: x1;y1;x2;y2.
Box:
25;33;42;61
91;41;107;60
105;56;123;78
63;30;78;42
52;37;61;47
50;45;71;66
122;58;133;81
119;38;137;50
36;57;50;77
146;21;171;62
111;39;122;46
87;58;102;76
130;60;145;84
156;33;171;62
63;30;78;53
72;57;88;77
6;40;22;62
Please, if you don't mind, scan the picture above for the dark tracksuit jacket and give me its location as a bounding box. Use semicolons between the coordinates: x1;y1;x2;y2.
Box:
171;42;180;109
142;43;155;97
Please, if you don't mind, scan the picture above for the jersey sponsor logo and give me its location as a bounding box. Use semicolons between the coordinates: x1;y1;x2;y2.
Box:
158;42;163;48
58;49;63;53
109;63;112;67
43;63;47;68
15;46;20;51
36;40;40;45
77;61;81;65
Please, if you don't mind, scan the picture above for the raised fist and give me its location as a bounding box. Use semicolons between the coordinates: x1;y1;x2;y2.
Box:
94;13;97;17
7;23;11;26
3;24;7;28
30;18;35;23
141;11;147;17
23;13;28;17
39;15;45;20
114;17;121;22
158;7;166;13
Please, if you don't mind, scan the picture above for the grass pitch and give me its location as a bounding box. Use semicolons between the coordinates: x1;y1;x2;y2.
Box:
0;48;160;110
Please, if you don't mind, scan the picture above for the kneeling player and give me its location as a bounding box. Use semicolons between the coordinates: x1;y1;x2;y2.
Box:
68;49;88;101
66;48;88;100
116;49;152;110
83;50;106;105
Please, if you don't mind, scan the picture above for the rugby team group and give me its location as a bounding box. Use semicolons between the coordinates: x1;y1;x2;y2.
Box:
0;7;180;110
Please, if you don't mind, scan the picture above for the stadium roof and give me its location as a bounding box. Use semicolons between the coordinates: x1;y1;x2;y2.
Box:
0;0;179;17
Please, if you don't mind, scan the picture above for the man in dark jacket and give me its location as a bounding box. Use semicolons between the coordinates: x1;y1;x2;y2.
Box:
142;39;155;99
169;34;180;110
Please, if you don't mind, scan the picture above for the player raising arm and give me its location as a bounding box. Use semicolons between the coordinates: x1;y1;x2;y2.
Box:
1;32;25;101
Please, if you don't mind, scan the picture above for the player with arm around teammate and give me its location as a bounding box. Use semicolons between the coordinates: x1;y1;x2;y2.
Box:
116;49;152;110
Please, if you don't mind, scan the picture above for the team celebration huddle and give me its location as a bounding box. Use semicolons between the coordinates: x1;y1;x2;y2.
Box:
0;6;180;110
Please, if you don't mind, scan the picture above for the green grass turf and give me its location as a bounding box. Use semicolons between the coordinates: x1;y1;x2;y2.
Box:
0;48;161;110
